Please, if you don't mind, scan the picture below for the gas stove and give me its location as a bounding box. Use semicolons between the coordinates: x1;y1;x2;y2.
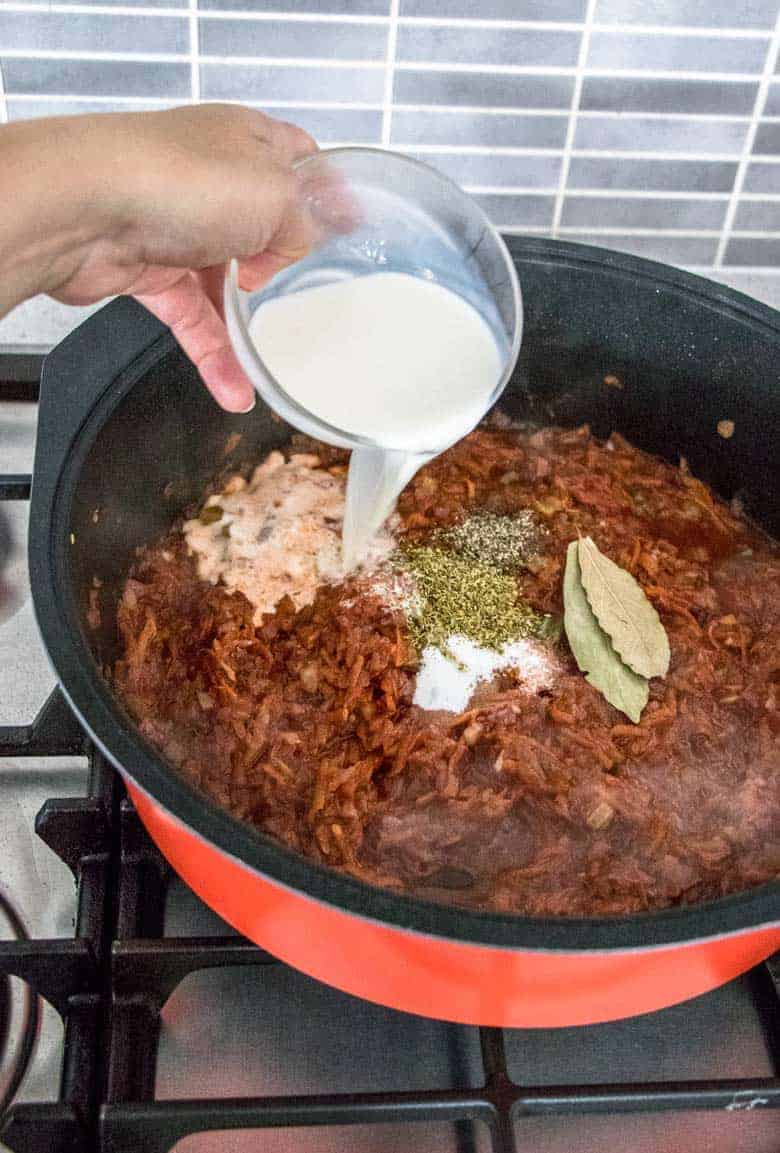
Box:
0;359;778;1153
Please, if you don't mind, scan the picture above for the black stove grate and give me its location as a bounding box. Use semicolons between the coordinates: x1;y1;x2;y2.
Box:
0;368;778;1153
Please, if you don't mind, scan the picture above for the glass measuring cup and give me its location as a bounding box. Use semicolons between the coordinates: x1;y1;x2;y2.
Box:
224;147;522;564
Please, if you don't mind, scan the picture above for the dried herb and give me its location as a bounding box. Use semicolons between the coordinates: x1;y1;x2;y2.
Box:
577;536;670;680
199;503;223;525
563;542;649;724
440;511;543;572
398;545;550;653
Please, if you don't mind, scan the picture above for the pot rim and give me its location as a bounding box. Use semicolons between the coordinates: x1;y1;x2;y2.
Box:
30;237;780;954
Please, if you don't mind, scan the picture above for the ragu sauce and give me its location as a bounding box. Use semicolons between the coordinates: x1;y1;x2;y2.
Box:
112;423;780;917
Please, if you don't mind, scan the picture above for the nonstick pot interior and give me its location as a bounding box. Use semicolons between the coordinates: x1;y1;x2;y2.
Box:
32;238;780;952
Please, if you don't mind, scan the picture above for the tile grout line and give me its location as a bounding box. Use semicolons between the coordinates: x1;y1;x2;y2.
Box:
397;108;760;122
1;4;779;40
5;91;780;129
552;0;597;237
0;95;765;123
465;186;780;202
466;186;717;197
189;0;199;104
397;145;758;160
381;0;400;148
715;9;780;266
0;49;774;83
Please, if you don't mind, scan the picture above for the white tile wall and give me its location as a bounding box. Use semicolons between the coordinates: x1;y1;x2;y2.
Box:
3;0;780;346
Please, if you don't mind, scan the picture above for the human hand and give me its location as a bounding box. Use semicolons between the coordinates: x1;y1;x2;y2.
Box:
1;105;317;411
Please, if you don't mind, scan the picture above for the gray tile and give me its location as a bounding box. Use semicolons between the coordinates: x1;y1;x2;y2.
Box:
588;31;766;75
400;1;586;17
200;61;384;102
0;11;187;54
593;0;778;29
743;161;780;193
763;81;780;114
704;269;780;307
253;104;382;142
396;26;580;68
561;233;719;265
22;0;181;6
473;193;555;227
6;99;175;120
394;70;574;108
753;122;780;154
574;114;746;155
408;149;561;187
568;156;737;191
723;237;780;266
733;199;780;230
199;18;387;60
561;194;727;229
581;77;758;115
0;58;190;97
200;0;389;11
391;109;566;148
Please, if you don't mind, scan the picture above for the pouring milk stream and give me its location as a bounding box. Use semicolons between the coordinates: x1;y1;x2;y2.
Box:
224;149;521;568
246;270;503;569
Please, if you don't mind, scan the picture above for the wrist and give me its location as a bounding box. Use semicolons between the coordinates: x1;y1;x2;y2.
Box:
0;116;129;313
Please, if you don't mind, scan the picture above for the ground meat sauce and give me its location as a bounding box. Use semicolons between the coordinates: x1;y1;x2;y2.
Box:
113;426;780;916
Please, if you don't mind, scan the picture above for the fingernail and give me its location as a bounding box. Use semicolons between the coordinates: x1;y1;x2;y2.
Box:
236;394;256;414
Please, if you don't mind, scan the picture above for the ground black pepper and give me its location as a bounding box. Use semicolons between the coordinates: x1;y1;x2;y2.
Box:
440;510;543;572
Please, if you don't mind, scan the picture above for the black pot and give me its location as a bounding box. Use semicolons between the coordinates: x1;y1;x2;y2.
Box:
29;239;780;1027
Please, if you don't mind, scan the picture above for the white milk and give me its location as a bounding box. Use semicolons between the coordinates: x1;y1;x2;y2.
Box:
248;271;502;568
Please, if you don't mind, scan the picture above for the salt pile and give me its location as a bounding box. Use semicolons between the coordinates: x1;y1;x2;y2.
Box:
413;633;555;713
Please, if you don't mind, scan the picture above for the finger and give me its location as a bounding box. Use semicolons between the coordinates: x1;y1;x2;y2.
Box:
268;117;318;165
237;250;303;293
134;271;255;414
199;263;228;320
296;158;361;236
241;107;317;166
236;192;319;293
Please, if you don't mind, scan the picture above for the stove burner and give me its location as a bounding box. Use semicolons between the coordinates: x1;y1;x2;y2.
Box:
0;889;39;1119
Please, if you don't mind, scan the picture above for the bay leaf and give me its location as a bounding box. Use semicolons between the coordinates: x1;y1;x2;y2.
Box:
563;542;649;724
577;536;670;680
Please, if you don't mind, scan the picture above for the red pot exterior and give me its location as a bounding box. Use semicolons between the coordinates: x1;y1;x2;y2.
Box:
126;779;780;1027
